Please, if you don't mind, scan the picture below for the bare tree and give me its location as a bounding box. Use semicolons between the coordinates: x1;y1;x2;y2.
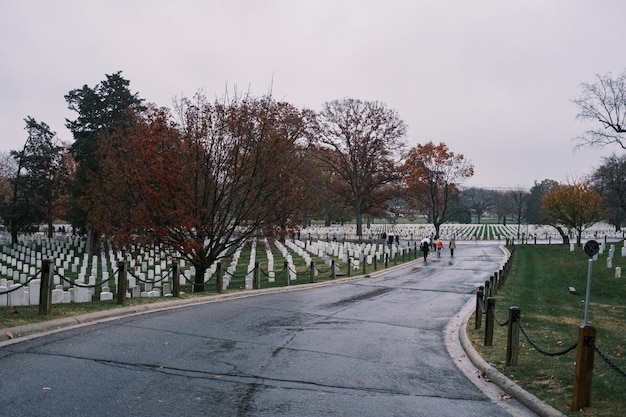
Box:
311;98;407;238
573;70;626;150
592;153;626;231
461;187;495;223
505;189;529;238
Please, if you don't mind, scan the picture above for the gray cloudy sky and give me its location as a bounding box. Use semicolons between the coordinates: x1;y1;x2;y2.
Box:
1;0;625;189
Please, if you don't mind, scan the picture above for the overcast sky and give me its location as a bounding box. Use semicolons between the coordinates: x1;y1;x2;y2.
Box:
1;0;625;189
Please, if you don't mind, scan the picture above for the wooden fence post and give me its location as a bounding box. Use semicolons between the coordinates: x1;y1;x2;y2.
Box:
348;258;352;277
116;260;127;305
374;256;378;271
331;260;336;279
39;259;54;315
216;262;223;294
310;261;315;283
506;306;520;366
284;261;290;286
255;261;261;289
484;297;495;346
172;262;180;297
572;324;596;411
475;286;484;329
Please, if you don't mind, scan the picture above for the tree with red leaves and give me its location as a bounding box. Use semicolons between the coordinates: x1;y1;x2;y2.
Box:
92;94;313;292
402;142;474;238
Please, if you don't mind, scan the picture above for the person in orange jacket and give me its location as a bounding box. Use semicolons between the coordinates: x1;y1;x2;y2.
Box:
435;239;444;257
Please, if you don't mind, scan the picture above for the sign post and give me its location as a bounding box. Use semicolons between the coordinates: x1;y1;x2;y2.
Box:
572;239;599;411
582;240;599;325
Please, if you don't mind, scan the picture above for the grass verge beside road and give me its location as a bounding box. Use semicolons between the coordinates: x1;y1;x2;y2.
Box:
467;244;626;417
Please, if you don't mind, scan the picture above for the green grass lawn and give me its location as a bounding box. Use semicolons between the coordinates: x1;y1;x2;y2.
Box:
467;244;626;416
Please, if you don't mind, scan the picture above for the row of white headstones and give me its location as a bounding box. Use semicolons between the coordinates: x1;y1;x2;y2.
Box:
0;235;211;307
302;222;622;242
4;227;622;307
0;232;417;306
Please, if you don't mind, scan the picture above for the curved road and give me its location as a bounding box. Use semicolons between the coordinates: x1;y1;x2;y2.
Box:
0;243;538;417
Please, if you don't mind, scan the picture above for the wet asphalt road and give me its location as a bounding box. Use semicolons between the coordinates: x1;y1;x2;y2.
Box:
0;243;523;417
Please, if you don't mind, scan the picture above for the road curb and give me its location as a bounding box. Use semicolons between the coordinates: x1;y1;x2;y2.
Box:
457;301;567;417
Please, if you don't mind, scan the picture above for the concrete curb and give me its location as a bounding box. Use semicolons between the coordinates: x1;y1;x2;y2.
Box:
458;303;567;417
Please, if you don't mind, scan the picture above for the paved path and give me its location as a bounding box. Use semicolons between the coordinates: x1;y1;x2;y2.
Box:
0;243;545;417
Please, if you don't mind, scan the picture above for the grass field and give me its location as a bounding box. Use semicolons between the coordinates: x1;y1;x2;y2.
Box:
467;244;626;417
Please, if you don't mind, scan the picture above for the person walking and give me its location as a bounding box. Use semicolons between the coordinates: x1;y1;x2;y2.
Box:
420;239;430;262
435;239;444;257
449;239;456;257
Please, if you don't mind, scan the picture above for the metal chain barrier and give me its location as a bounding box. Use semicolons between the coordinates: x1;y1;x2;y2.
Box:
490;304;509;327
0;269;42;294
593;343;626;379
127;268;169;285
517;319;578;356
223;269;248;279
478;295;485;314
315;265;332;274
58;269;118;289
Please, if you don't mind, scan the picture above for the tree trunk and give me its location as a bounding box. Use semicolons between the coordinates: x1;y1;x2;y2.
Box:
194;263;207;292
552;225;570;245
10;226;18;245
355;197;363;239
434;222;441;240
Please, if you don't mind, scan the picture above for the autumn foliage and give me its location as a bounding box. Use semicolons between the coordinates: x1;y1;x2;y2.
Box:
89;95;314;291
541;180;606;246
402;142;474;237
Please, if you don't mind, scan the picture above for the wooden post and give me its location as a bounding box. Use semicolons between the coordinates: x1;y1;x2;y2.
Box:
506;306;520;366
362;258;366;275
484;279;491;298
39;259;54;315
172;262;180;297
348;258;352;277
310;261;315;283
484;297;495;346
572;324;596;411
116;260;127;305
374;256;378;271
331;260;336;279
475;286;484;329
490;274;497;295
254;261;261;289
216;262;223;294
284;261;289;286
